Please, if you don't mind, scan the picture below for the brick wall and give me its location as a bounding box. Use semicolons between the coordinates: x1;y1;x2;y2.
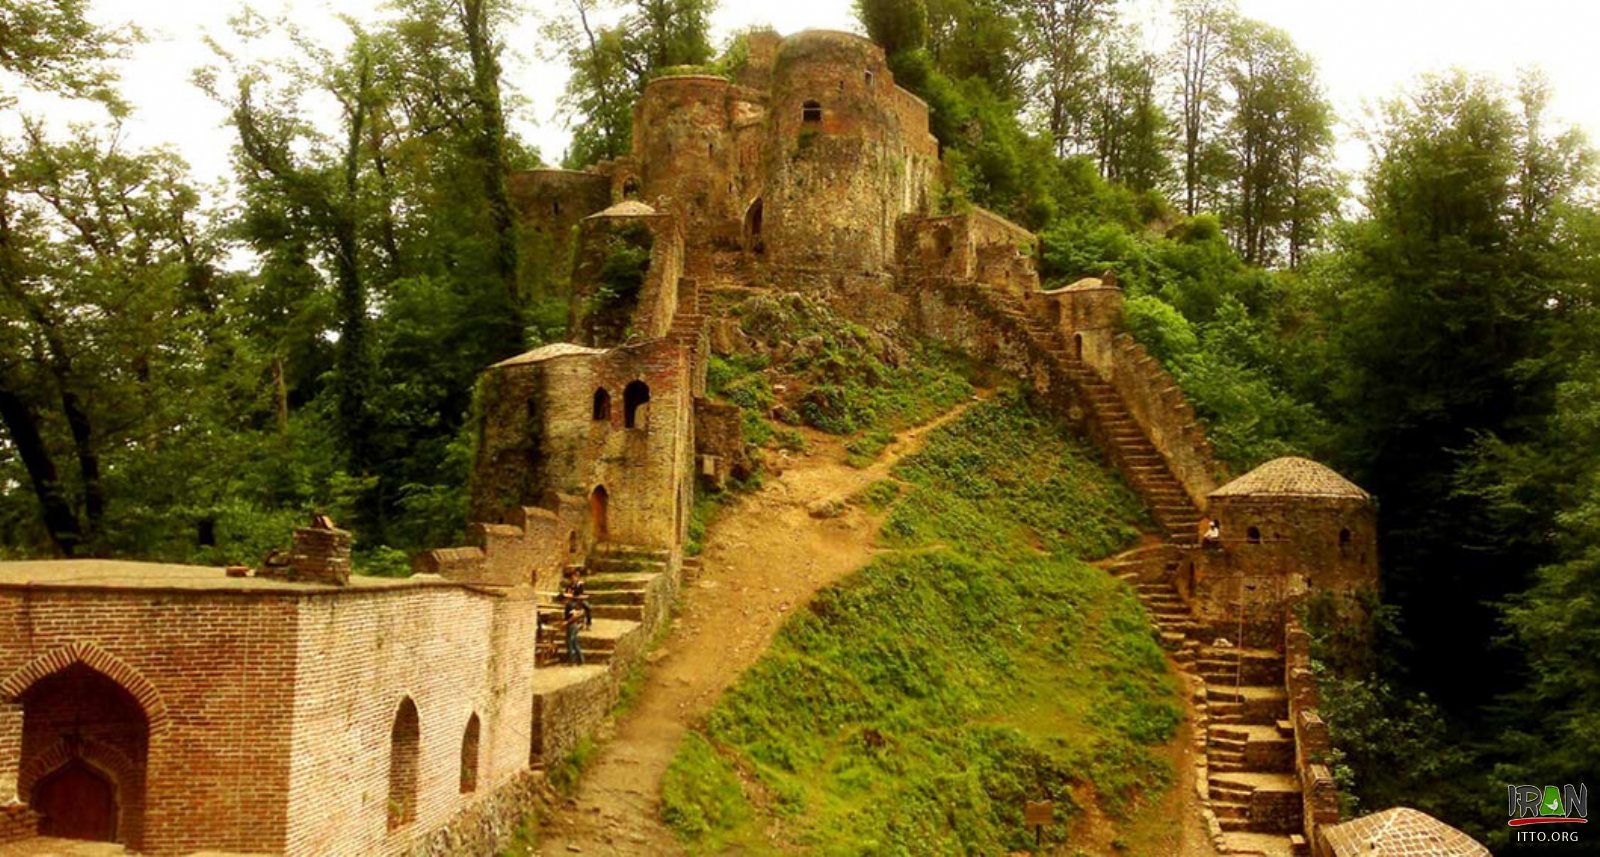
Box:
282;585;536;857
0;588;299;855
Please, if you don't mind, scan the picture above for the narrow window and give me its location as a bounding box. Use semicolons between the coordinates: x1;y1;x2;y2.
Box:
622;178;640;199
802;100;823;123
865;69;874;86
623;380;651;429
388;698;420;829
460;713;481;794
1247;526;1262;544
552;201;561;216
591;486;609;542
1339;528;1352;547
592;388;611;421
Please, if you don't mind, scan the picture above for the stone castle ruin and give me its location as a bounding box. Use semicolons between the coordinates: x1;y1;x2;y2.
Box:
0;29;1485;857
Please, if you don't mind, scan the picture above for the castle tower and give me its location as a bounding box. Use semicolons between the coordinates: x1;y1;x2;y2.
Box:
1187;457;1378;646
633;75;742;255
761;31;938;276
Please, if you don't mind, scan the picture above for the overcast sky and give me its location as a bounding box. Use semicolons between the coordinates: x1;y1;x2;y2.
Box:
22;0;1600;194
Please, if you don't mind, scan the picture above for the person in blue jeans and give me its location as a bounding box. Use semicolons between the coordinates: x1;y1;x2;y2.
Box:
563;589;585;665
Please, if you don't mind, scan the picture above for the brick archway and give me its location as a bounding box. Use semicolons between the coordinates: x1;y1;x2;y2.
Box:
0;642;169;735
18;737;139;804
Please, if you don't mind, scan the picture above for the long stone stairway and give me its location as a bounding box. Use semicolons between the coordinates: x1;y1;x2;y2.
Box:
975;287;1203;546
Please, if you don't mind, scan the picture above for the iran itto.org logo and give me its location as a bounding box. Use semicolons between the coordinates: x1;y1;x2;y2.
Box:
1508;783;1588;845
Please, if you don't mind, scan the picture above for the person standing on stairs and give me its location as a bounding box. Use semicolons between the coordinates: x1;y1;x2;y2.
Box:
563;589;586;665
566;566;592;629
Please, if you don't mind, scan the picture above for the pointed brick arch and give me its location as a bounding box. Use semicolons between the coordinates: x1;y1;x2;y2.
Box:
0;642;169;735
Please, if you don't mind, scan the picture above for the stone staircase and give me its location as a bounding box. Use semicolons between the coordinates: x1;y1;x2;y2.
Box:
975;287;1203;546
1198;646;1307;857
535;544;671;667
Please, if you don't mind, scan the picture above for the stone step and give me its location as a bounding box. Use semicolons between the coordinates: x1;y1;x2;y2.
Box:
582;572;657;592
590;603;644;621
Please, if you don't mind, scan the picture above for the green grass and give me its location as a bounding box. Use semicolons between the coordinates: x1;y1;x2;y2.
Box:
659;391;1179;854
709;294;975;463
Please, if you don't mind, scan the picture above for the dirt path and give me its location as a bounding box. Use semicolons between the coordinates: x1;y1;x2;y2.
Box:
536;397;984;855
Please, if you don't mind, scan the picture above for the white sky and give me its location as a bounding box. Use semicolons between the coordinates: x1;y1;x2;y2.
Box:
17;0;1600;194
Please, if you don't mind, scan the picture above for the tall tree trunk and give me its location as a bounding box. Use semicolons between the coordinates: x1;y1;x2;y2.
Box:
0;178;96;551
462;0;523;357
0;378;82;556
334;57;374;477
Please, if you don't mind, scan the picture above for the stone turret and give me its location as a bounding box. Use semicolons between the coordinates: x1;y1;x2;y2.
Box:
1186;457;1378;646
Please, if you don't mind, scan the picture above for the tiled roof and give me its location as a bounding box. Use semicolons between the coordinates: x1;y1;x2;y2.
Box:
1211;456;1369;500
1320;808;1490;857
493;343;607;367
587;200;657;218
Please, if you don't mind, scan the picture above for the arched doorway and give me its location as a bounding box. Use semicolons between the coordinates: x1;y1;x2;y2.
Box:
18;662;149;847
591;486;609;542
1073;333;1084;361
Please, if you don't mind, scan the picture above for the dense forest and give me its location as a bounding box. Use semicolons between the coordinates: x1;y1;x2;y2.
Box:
2;0;1597;846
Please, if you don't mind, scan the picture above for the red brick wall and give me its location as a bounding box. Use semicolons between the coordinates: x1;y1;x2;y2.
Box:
0;588;298;855
282;585;536;857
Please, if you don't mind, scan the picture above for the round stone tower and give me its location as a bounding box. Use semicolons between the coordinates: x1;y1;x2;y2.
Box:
633;75;740;252
761;31;905;274
1189;457;1378;646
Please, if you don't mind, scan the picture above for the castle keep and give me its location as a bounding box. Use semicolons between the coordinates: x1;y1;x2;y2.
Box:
0;28;1482;857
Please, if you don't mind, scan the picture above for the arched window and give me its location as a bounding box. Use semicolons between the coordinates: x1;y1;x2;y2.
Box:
622;177;640;199
551;201;561;216
388;698;420;829
865;69;875;87
1247;526;1262;544
592;388;611;421
802;100;823;123
1339;528;1352;547
459;713;480;794
623;381;650;429
1073;333;1084;361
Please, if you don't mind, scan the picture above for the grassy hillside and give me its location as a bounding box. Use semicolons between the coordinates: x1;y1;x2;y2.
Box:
660;392;1181;854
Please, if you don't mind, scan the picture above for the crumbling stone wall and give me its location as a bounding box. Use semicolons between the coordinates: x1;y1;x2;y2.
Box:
510;169;613;301
569;205;683;347
899;210;1040;294
1192;494;1377;646
633;75;765;260
1036;282;1222;508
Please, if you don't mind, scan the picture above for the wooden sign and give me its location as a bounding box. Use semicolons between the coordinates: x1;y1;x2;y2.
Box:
1023;800;1053;826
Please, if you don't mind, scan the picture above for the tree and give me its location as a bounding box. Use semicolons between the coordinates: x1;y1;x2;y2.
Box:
1015;0;1119;157
546;0;717;167
0;0;134;110
856;0;927;57
1219;19;1335;266
0;126;228;556
1086;42;1172;194
1172;0;1233;216
1315;73;1589;718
